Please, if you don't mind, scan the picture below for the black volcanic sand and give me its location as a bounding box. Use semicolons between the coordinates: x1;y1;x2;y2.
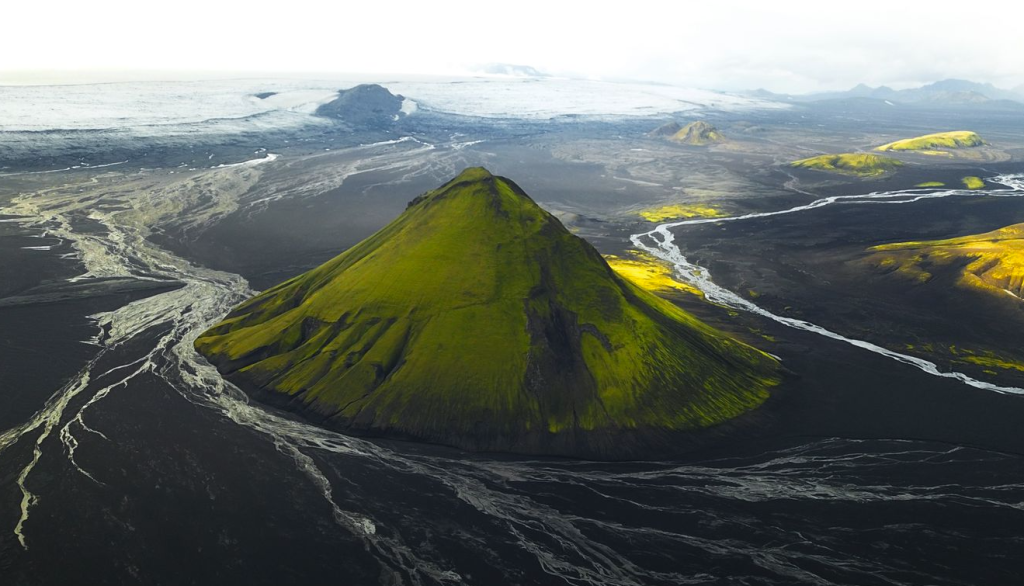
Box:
152;148;1024;456
645;169;1024;453
158;154;455;289
0;217;79;298
0;219;177;430
703;297;1024;451
0;359;382;585
675;172;1024;375
5;333;1024;586
5;112;1024;584
8;344;1023;586
159;143;647;290
0;208;388;582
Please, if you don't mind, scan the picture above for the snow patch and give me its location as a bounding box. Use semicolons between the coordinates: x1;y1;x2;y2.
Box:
400;98;418;116
214;153;279;169
258;90;341;114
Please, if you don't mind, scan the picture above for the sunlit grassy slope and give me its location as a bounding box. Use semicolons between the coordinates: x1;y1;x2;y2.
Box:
962;176;985;189
876;131;985;152
196;168;779;452
867;223;1024;300
791;153;903;176
605;251;703;297
639;204;725;222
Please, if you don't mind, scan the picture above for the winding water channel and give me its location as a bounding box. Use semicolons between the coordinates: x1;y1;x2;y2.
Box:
2;156;1022;585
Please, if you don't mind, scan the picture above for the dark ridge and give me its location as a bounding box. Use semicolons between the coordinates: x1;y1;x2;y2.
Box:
314;84;407;129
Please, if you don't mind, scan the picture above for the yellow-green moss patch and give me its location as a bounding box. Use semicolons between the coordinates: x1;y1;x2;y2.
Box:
867;223;1024;301
605;251;703;297
963;355;1024;373
639;204;726;222
962;176;985;189
876;131;985;153
791;153;903;177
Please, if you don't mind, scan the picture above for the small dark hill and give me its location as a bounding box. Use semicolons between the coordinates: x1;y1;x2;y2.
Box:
315;84;407;129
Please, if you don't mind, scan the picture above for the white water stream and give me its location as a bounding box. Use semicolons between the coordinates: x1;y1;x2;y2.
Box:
632;174;1024;396
1;157;1022;585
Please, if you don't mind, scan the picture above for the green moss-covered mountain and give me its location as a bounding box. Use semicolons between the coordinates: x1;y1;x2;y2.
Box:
670;121;724;145
791;153;903;176
196;168;779;457
875;131;985;153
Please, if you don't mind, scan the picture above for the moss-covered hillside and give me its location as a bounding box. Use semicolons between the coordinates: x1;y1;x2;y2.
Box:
196;168;779;457
670;121;724;145
867;223;1024;301
875;131;985;153
791;153;903;176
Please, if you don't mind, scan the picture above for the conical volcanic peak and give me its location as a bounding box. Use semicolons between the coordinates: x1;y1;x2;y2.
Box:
196;168;779;458
404;166;523;210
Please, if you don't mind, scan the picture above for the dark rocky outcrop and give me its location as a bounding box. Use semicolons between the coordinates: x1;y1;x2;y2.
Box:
314;84;408;129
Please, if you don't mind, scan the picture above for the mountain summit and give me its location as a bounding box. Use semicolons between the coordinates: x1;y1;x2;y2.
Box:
195;168;779;457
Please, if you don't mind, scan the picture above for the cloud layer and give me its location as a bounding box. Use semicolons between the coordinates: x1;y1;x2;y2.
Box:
4;0;1022;93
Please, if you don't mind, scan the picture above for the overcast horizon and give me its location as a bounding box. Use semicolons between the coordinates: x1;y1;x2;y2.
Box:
4;0;1023;93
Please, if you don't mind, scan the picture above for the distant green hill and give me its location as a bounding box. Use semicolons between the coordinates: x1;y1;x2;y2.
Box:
670;121;725;145
196;168;779;457
791;153;903;176
876;131;985;153
867;222;1024;302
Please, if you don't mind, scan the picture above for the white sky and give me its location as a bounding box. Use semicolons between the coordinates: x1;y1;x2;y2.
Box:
4;0;1022;93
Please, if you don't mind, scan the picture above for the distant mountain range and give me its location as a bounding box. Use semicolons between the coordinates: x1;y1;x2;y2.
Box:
746;79;1024;106
473;63;549;77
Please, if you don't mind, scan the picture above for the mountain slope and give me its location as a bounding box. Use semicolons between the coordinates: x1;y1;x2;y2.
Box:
867;223;1024;302
195;168;779;457
790;79;1023;104
791;153;902;176
747;79;1024;107
670;121;724;145
876;131;986;153
314;84;408;129
648;121;683;137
